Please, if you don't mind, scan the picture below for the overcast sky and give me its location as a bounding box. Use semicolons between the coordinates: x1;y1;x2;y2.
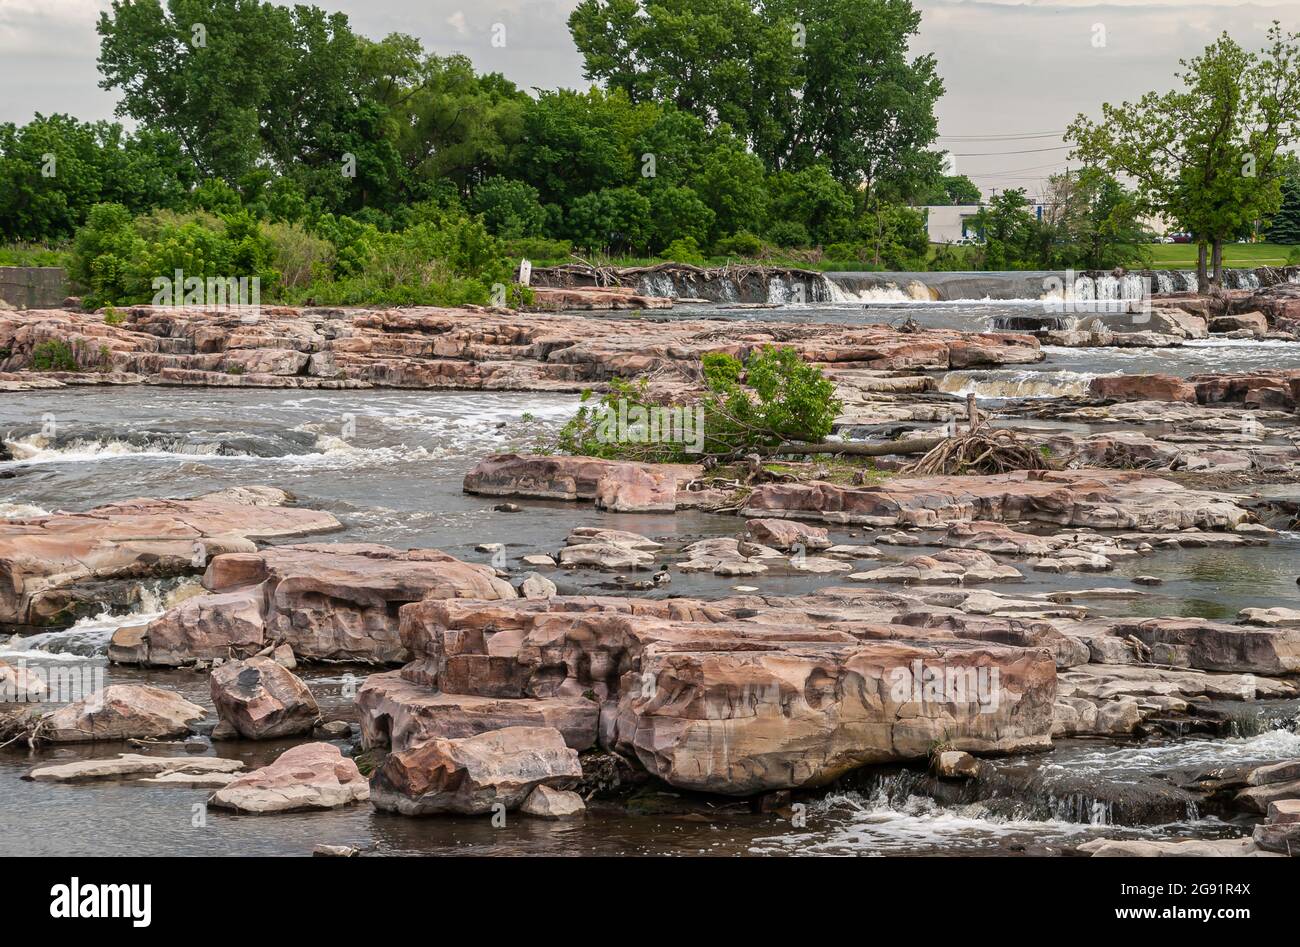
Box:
3;0;1299;197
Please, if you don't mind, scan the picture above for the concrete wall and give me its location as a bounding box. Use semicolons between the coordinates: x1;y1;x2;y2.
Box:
0;267;69;309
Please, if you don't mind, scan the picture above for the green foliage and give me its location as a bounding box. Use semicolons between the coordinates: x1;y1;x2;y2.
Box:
551;345;842;462
1266;160;1300;244
646;186;715;252
567;187;652;254
1068;24;1300;286
471;177;547;238
568;0;942;196
713;231;764;258
32;339;80;372
661;236;706;264
0;113;194;242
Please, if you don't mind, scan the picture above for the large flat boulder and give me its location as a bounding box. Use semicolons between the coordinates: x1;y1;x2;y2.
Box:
0;487;339;630
463;453;702;513
369;725;582;816
25;754;243;783
208;742;369;813
742;470;1250;531
1111;617;1300;675
392;595;1056;795
122;543;517;666
38;684;205;743
356;671;598;752
1088;373;1197;403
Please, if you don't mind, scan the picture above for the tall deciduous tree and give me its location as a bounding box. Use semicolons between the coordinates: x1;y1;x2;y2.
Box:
567;0;942;195
1068;24;1300;291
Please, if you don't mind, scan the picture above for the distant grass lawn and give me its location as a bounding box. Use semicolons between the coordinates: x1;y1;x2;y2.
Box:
1145;242;1296;268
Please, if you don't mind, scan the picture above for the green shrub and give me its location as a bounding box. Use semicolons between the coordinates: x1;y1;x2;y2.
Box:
32;339;80;372
660;236;706;264
550;345;841;462
713;231;764;258
471;177;547;238
766;221;811;249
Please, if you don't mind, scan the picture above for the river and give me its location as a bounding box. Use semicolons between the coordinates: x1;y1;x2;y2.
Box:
1;299;1297;856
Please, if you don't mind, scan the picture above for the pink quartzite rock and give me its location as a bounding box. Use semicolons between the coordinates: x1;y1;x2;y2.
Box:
39;684;205;743
209;742;369;813
210;655;320;739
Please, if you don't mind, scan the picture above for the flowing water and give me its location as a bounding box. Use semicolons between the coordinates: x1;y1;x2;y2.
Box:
1;298;1298;856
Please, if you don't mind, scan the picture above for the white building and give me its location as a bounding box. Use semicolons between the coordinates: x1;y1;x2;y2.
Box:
920;202;1053;244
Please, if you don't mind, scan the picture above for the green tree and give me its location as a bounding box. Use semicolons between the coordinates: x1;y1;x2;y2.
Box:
471;177;547;238
646;185;715;252
1265;156;1300;244
567;187;652;254
1069;24;1300;290
568;0;942;195
98;0;362;184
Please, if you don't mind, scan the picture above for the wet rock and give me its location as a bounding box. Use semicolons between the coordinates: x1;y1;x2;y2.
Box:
25;754;243;783
1238;607;1300;628
678;537;780;575
465;453;701;513
369;725;582;816
210;655;320;740
1235;779;1300;814
0;659;48;702
270;643;297;669
0;488;339;630
1131;575;1163;586
1078;838;1270;857
940;521;1057;556
1088;374;1197;403
558;542;655;570
521;554;556;567
1269;798;1300;822
1111;617;1300;674
159;543;520;665
744;518;831;552
1247;761;1300;786
39;685;205;743
1209;312;1267;335
356;671;598;752
565;527;660;550
849;549;1021;585
209;742;369;813
520;784;586;819
313;719;352;740
932;750;981;779
313;844;360;857
1252;821;1300;854
742;470;1250;531
112;586;266;667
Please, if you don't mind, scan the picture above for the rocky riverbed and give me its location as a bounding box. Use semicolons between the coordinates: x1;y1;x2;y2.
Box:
1;286;1299;857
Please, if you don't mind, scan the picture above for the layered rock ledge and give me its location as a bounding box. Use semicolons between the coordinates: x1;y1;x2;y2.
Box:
0;306;1041;392
0;486;339;631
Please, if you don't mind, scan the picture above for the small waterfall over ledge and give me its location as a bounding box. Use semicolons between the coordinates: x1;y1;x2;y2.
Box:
532;263;1299;305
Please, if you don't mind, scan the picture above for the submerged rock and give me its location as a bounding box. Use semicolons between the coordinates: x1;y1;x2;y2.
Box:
519;784;587;819
742;470;1250;531
25;754;243;783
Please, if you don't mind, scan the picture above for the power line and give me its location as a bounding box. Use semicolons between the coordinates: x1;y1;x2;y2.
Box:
937;131;1066;141
950;145;1073;156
